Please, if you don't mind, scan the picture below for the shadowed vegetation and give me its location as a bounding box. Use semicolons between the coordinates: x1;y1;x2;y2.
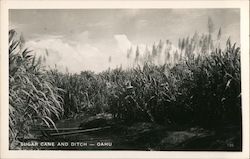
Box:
9;21;241;150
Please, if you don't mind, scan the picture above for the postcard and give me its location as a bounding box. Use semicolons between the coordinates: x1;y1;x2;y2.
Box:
1;0;249;158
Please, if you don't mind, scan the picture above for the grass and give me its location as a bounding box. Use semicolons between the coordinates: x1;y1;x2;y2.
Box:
9;30;64;149
47;37;240;128
9;25;241;149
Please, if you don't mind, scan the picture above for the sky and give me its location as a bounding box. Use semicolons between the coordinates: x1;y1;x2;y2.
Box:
9;9;240;73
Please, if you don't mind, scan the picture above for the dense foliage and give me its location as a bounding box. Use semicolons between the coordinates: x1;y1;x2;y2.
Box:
9;25;241;148
49;40;240;128
9;30;64;149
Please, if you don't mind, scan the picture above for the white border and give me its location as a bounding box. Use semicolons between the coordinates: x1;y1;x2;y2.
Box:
1;0;249;159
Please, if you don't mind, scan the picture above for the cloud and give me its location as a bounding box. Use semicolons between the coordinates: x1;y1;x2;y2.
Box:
25;32;182;73
72;31;89;42
25;33;138;73
114;34;132;53
26;35;110;73
114;34;152;56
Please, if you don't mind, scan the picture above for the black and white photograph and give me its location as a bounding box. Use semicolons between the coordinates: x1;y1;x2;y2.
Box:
1;0;249;158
